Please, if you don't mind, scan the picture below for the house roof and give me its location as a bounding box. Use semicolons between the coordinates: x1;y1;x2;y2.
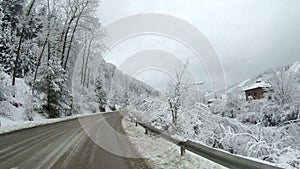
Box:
244;82;272;91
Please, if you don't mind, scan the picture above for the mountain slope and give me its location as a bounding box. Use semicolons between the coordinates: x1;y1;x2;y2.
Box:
222;60;300;99
73;59;159;114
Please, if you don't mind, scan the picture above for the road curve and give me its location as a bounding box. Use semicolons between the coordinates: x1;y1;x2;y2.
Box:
0;112;145;169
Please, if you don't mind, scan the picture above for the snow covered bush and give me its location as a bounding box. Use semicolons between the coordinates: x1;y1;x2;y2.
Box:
209;93;244;118
270;68;299;106
260;103;283;126
207;118;255;154
238;111;261;124
237;99;299;126
238;99;274;125
207;118;300;168
277;147;300;169
226;94;243;116
209;99;225;115
131;98;171;130
260;103;299;126
242;99;267;114
178;103;219;141
282;104;299;121
0;70;34;123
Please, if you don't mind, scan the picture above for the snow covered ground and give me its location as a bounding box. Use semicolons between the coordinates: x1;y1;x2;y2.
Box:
121;117;228;169
0;71;99;134
0;72;31;124
0;71;54;131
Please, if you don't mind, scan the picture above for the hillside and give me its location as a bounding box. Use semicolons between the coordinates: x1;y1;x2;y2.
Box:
0;59;158;127
221;60;300;99
72;58;159;115
130;60;300;169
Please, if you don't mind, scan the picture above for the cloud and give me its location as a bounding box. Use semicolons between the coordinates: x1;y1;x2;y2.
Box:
98;0;300;87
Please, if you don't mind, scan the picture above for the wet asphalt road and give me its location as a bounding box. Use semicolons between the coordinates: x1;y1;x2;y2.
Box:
0;113;143;169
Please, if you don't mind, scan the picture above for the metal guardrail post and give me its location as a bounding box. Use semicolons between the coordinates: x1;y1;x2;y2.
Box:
180;145;186;156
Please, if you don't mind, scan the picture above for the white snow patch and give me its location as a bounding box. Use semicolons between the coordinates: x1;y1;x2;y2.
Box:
122;118;227;169
0;112;109;135
0;71;32;126
243;81;272;91
171;134;187;142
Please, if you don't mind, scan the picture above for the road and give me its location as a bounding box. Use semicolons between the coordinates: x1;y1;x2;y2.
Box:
0;112;147;169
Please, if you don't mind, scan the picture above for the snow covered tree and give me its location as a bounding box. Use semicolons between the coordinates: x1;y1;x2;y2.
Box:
0;0;20;75
120;89;130;109
11;0;38;86
33;57;72;118
59;0;101;70
0;0;104;119
222;93;243;118
0;0;41;83
166;59;204;127
167;66;187;126
80;30;105;88
95;78;107;112
271;68;298;106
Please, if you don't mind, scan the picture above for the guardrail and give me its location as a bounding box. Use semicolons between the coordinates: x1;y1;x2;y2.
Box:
137;122;283;169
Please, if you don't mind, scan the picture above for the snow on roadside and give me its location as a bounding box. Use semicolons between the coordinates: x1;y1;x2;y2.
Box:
122;118;228;169
0;112;106;135
0;71;30;122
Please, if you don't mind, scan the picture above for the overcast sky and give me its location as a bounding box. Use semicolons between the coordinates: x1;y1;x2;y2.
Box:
96;0;300;90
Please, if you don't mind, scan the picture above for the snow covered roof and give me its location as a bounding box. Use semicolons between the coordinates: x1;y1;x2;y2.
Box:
243;81;272;91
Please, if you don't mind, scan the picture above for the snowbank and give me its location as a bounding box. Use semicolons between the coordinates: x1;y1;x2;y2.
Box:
0;71;33;126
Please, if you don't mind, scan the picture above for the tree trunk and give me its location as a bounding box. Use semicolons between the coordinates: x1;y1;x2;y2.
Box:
63;1;88;70
83;36;93;88
87;68;90;88
63;19;79;70
80;34;87;85
60;10;77;65
12;0;37;87
33;37;48;83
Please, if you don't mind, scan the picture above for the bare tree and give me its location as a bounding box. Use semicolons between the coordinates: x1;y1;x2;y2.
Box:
271;68;298;106
63;0;89;69
33;0;58;84
80;30;106;88
60;0;100;69
12;0;37;87
167;59;204;127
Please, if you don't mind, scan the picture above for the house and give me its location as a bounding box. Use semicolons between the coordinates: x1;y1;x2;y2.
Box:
244;80;272;101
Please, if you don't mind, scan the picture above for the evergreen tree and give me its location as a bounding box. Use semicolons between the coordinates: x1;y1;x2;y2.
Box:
0;0;39;78
0;1;19;75
95;78;107;112
33;57;72;118
121;90;130;109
